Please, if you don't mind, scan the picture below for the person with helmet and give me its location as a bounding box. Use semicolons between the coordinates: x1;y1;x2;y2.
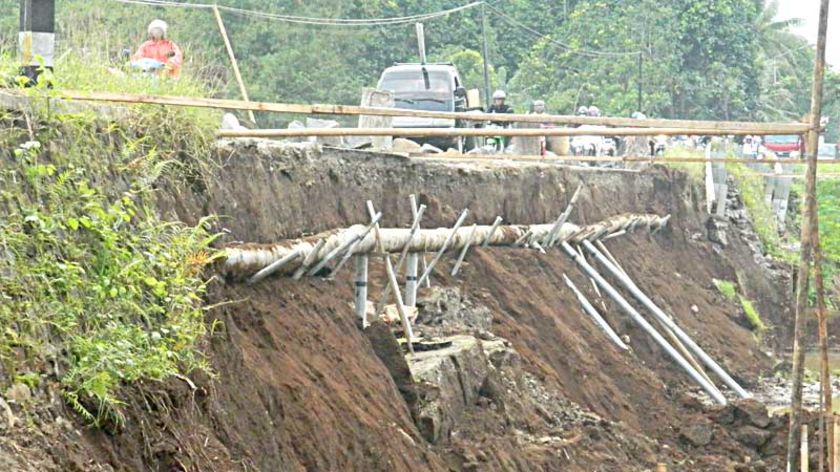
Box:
487;90;514;115
131;19;183;77
587;105;601;117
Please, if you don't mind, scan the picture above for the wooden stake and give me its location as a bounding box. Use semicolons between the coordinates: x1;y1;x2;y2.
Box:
212;5;256;125
787;1;831;470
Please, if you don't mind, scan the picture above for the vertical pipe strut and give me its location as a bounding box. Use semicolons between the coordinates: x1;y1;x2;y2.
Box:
354;255;369;327
581;240;749;399
561;242;727;405
404;253;419;308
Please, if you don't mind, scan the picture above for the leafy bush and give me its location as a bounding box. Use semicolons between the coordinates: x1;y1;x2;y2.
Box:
0;53;220;426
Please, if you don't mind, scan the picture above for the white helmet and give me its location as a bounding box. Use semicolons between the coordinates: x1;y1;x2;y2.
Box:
576;106;589;116
148;19;168;37
492;90;507;100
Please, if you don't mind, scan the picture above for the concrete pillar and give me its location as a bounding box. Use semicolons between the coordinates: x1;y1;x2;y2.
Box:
354;255;368;326
19;0;55;85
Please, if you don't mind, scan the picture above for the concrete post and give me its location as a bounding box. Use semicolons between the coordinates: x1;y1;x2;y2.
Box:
354;255;369;327
404;253;419;308
19;0;55;85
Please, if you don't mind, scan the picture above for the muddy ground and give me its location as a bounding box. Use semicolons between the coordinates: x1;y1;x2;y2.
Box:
0;142;803;471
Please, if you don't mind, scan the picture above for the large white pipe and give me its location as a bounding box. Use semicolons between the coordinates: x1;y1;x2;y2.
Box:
224;213;671;279
581;240;750;399
561;242;728;405
562;274;629;351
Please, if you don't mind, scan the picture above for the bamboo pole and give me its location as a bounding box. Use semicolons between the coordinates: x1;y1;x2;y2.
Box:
217;126;806;139
787;0;831;470
53;90;812;133
409;153;840;166
211;5;256;125
815;227;832;472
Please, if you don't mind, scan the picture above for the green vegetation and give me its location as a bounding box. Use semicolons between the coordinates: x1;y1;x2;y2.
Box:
727;163;792;260
739;295;766;333
0;54;219;426
713;278;738;301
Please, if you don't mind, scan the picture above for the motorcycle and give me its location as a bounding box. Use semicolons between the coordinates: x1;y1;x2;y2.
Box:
484;123;507;153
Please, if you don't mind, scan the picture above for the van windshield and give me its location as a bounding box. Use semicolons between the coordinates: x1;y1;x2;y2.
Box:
378;69;453;112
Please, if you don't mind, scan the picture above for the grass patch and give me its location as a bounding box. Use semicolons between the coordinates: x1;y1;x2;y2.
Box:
0;50;221;427
739;295;766;333
662;146;705;183
713;278;738;301
726;163;794;261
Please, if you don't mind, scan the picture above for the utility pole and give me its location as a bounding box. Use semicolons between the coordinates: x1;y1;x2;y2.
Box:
19;0;55;85
480;3;492;109
786;0;831;470
637;52;643;112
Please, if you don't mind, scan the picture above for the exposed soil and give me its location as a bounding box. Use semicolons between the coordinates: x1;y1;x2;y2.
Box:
1;142;799;471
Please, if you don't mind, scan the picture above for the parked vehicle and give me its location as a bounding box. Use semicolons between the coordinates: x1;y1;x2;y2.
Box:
376;63;471;150
763;135;804;157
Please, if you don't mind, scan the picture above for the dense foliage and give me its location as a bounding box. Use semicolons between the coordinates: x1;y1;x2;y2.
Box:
0;58;220;424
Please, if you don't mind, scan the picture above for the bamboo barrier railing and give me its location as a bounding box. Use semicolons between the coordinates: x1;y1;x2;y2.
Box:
215;126;807;138
51;90;811;134
408;153;840;166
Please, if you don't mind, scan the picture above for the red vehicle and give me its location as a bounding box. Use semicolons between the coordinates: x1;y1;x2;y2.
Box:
763;135;804;157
